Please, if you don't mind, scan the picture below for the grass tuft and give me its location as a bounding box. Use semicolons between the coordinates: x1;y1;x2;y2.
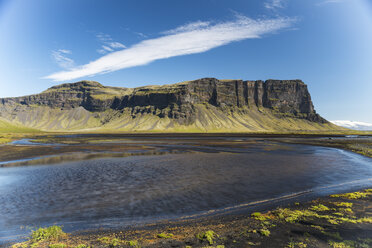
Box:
196;230;218;245
127;240;140;247
251;212;271;221
74;245;90;248
97;236;123;247
157;232;174;239
259;228;270;237
48;244;67;248
331;190;372;199
287;241;307;248
328;241;353;248
332;202;353;208
309;204;330;212
31;226;66;243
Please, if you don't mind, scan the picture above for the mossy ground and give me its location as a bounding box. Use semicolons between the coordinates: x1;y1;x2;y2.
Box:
0;119;39;134
9;189;372;248
0;119;42;144
0;116;53;151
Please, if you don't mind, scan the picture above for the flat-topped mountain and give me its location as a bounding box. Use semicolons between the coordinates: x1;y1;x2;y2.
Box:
0;78;340;132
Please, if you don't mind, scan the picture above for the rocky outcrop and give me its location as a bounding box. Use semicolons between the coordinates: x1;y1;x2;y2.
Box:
0;81;122;111
0;78;329;131
112;78;324;123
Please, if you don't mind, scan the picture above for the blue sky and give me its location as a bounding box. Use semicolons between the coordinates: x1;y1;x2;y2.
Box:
0;0;371;122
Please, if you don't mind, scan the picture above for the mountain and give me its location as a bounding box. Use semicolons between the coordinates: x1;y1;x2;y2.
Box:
0;118;39;133
331;120;372;131
0;78;341;132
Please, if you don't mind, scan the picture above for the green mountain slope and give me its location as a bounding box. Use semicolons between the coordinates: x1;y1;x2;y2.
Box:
0;78;344;132
0;118;39;133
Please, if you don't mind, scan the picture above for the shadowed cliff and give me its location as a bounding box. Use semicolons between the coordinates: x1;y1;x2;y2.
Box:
0;78;340;132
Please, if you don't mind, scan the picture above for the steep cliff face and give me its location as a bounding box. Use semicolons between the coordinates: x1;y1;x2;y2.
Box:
0;81;129;111
0;78;334;132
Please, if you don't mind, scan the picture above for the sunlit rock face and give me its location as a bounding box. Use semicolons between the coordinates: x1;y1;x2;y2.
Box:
0;78;332;131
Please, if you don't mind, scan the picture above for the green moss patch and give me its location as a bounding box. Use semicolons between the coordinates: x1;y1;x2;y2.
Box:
97;236;124;247
258;228;271;237
157;232;174;239
196;230;218;245
31;226;66;243
332;202;353;208
331;191;371;199
309;204;330;212
11;225;66;248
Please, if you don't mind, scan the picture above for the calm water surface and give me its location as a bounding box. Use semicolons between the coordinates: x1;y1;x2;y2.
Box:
0;137;372;241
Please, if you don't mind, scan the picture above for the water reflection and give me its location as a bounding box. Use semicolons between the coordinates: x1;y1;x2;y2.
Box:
0;151;184;167
0;137;371;242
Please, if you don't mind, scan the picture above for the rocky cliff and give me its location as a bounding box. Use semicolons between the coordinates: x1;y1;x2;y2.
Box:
0;78;337;132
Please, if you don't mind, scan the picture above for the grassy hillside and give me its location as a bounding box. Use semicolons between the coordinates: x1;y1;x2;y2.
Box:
0;118;40;144
100;105;341;133
0;104;343;133
0;118;39;133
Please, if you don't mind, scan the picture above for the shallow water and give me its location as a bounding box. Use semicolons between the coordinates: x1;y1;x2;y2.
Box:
0;136;372;241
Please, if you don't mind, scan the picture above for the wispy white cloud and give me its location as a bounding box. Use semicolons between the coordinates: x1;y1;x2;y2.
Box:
96;33;126;54
102;45;114;52
58;49;71;54
123;27;148;39
96;49;106;55
316;0;345;6
133;31;147;38
51;49;74;69
109;42;126;49
45;15;296;81
331;120;372;130
264;0;286;10
163;21;210;35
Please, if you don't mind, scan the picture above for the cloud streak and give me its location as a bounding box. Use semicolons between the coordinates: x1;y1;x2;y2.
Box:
96;33;126;54
51;49;75;69
264;0;286;10
45;15;295;81
331;120;372;130
317;0;344;5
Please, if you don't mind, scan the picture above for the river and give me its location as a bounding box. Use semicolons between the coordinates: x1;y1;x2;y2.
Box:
0;136;371;242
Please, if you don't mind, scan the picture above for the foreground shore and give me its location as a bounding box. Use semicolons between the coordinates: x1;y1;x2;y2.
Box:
9;188;372;248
